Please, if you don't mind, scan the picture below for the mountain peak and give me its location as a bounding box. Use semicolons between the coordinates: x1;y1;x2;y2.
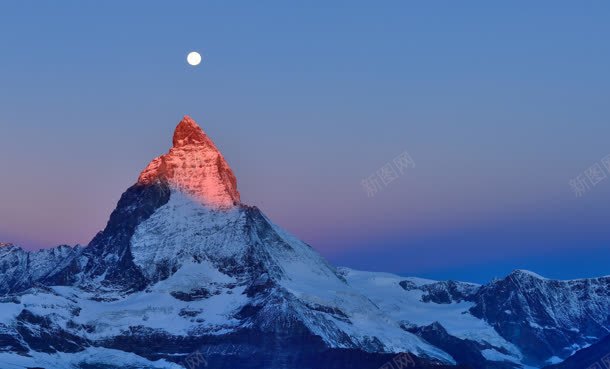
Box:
137;115;240;209
172;115;208;148
509;269;547;280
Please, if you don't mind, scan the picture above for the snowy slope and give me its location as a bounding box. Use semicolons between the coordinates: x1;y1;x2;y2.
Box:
128;191;454;360
0;189;456;368
340;268;524;366
339;267;610;367
0;347;182;369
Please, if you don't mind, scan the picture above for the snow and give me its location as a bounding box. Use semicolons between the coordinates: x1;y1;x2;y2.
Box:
0;347;182;369
529;321;543;329
513;269;547;280
52;269;248;338
505;268;610;338
131;192;248;281
481;348;521;363
340;268;523;361
131;191;455;363
546;356;563;364
0;300;23;324
2;188;607;368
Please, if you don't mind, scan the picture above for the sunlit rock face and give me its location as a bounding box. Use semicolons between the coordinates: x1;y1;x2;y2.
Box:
138;115;240;209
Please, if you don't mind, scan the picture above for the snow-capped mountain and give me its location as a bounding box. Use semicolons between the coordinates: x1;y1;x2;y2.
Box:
470;270;610;363
0;116;609;369
343;268;610;368
0;244;82;294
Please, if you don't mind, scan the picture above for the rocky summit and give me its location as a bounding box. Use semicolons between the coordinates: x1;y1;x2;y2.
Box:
138;115;240;209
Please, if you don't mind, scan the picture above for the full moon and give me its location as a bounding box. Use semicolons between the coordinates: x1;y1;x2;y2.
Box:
187;51;202;66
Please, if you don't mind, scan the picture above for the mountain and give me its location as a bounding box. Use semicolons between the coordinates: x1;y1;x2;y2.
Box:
0;116;609;369
469;270;610;363
344;268;610;368
0;116;453;369
0;244;83;294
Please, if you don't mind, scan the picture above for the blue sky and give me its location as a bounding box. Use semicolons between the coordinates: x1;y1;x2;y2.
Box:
1;1;610;283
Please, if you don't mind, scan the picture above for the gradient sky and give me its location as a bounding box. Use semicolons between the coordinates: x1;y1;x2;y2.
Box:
2;1;610;283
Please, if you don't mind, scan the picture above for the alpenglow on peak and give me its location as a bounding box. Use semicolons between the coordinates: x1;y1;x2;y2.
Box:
137;115;240;208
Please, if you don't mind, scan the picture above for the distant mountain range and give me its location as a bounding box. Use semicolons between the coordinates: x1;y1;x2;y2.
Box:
0;116;607;369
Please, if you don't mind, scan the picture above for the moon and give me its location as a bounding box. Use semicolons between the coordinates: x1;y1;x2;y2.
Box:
187;51;202;66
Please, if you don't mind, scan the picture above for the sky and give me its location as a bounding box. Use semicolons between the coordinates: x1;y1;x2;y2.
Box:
1;1;610;283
